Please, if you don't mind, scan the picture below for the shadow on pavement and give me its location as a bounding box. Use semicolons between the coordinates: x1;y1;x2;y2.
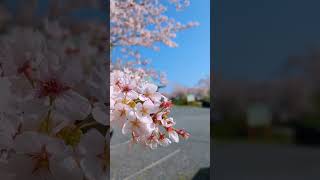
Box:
192;167;210;180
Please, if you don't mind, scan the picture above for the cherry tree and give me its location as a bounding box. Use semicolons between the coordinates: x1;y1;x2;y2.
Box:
170;76;210;101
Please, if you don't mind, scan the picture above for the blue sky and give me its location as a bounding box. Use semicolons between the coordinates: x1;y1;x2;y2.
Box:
132;0;211;93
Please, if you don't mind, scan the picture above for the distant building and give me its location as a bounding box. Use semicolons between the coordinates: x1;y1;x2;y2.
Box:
186;94;195;102
246;103;272;127
246;103;272;139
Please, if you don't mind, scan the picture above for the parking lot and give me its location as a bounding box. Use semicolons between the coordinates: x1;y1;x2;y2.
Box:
110;107;210;180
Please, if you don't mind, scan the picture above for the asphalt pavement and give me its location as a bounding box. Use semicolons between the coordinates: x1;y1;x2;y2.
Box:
110;107;211;180
213;142;320;180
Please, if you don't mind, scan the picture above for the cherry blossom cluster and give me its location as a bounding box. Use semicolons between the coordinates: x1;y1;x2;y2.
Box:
0;20;109;180
110;67;190;149
111;57;168;87
110;0;198;49
110;0;194;150
110;0;198;89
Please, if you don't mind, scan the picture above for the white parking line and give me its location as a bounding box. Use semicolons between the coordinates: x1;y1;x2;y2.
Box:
122;149;181;180
110;140;130;149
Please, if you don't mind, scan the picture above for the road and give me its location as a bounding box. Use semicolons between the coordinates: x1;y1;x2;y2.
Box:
110;107;210;180
213;142;320;180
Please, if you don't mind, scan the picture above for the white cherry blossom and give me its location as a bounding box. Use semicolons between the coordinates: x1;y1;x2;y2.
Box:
6;132;82;180
78;129;109;180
